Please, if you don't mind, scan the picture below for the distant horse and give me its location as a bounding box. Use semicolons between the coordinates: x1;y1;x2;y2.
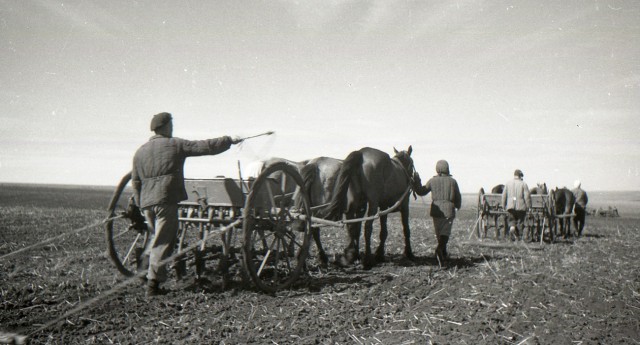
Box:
527;182;549;241
250;156;341;268
530;182;548;195
245;157;308;186
552;187;575;239
486;184;507;239
323;146;418;269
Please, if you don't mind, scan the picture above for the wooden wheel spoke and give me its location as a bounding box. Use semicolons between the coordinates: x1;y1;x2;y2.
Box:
252;228;273;249
257;232;280;277
122;233;141;264
113;227;133;239
284;230;302;250
273;237;283;282
281;173;288;195
266;180;277;211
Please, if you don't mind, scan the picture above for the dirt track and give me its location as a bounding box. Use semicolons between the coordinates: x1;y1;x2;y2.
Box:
0;185;638;344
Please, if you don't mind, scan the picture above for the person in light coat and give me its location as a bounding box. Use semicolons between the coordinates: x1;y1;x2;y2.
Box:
572;180;589;236
501;169;531;241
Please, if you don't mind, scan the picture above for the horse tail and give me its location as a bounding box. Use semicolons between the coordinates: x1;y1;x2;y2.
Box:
300;162;318;204
566;189;576;214
322;150;363;221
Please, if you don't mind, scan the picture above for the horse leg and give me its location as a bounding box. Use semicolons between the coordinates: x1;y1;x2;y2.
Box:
400;209;414;260
311;226;328;268
525;216;532;242
374;215;388;263
362;218;375;270
342;221;361;266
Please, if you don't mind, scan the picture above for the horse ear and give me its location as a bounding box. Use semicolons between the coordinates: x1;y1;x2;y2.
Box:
407;145;412;156
393;147;398;154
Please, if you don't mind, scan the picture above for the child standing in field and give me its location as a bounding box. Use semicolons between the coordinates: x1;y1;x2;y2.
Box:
412;160;462;262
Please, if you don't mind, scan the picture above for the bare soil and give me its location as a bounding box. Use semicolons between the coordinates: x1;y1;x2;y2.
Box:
0;184;638;344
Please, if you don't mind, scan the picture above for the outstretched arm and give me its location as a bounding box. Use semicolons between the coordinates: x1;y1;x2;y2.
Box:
411;172;430;196
178;136;235;157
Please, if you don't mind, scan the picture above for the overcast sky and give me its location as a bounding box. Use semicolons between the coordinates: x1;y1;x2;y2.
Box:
1;1;639;192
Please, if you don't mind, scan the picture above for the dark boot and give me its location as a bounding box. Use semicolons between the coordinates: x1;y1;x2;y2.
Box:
145;279;168;297
435;236;446;262
440;236;449;258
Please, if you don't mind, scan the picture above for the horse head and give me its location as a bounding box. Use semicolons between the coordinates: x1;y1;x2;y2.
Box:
537;182;548;194
531;182;548;195
491;184;504;194
392;145;415;180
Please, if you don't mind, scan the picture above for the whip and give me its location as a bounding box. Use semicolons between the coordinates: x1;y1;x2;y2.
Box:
239;131;275;141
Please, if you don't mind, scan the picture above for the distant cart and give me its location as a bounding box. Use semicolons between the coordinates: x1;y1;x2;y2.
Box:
474;188;555;243
597;206;619;217
527;194;555;243
474;188;508;239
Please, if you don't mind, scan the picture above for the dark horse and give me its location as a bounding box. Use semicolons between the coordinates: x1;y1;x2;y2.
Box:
488;184;507;239
553;187;575;239
323;146;418;269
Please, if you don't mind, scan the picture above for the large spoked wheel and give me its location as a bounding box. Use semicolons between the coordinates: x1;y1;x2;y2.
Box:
105;172;150;277
242;161;312;293
475;188;485;239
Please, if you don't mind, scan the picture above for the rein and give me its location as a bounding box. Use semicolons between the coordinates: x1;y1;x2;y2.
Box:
391;154;418;199
391;155;416;186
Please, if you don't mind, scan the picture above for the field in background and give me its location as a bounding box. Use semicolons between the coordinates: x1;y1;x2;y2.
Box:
0;184;638;344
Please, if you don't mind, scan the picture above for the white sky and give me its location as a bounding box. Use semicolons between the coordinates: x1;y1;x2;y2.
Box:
1;1;639;192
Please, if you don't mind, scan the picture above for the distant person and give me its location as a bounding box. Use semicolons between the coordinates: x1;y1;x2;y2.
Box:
501;169;531;241
571;180;589;236
131;112;243;297
412;160;462;262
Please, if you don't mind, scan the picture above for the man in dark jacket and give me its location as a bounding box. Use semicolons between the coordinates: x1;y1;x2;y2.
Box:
132;112;243;296
572;180;589;236
412;160;462;262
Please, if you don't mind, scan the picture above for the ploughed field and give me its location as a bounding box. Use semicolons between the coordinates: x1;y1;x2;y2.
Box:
0;184;638;344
